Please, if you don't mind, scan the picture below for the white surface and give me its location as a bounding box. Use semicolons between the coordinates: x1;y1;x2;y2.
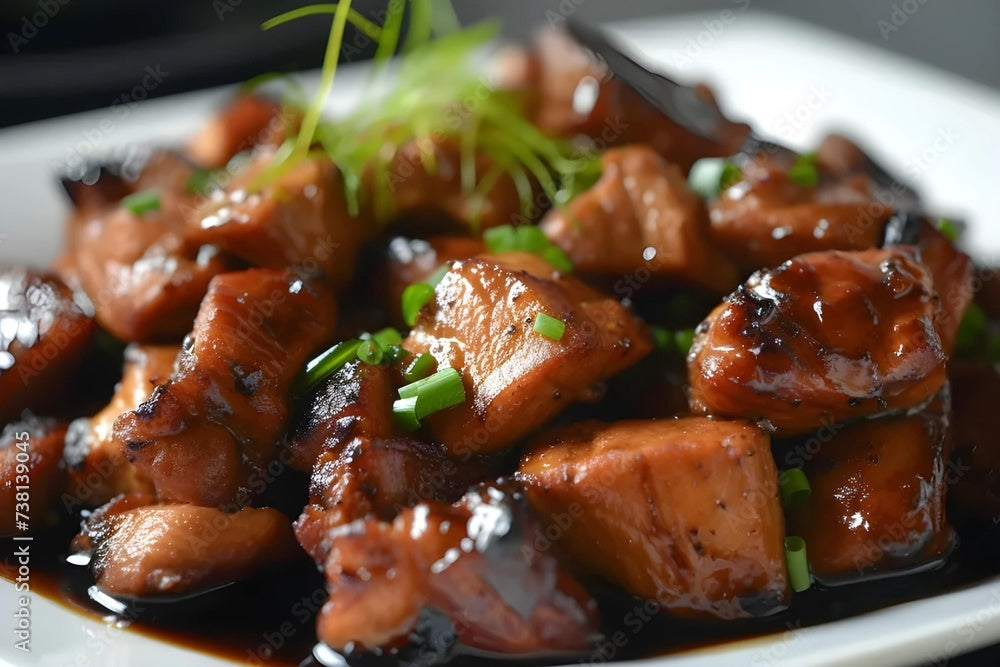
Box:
2;9;1000;667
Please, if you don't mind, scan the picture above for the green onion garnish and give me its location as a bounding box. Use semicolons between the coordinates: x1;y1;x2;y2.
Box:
403;352;436;383
187;168;222;196
784;536;811;592
533;312;566;341
788;152;819;187
393;366;466;429
937;218;960;243
121;189;161;216
370;327;402;348
673;328;695;355
779;469;812;508
483;224;574;273
651;325;672;351
426;263;451;288
392;396;421;432
955;303;988;357
688;158;742;200
356;338;384;365
293;338;362;394
402;283;436;327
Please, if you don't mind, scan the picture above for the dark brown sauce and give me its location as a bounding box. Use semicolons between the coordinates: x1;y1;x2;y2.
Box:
4;515;1000;666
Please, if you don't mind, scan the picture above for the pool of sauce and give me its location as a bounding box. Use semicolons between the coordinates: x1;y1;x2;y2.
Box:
4;516;1000;666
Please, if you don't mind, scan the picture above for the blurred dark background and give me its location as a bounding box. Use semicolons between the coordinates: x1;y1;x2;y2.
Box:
0;0;998;128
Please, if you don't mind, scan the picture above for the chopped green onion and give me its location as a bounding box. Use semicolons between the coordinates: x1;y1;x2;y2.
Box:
426;263;451;288
187;168;221;196
955;303;988;357
779;469;812;508
651;326;672;351
482;224;574;273
121;189;161;216
533;312;566;341
540;245;573;273
483;225;517;253
294;338;362;394
673;329;696;355
370;327;402;348
788;152;819;187
515;225;548;253
402;283;435;327
356;338;383;365
784;536;811;592
392;396;421;432
937;218;960;243
403;352;436;383
382;344;405;363
688;158;742;200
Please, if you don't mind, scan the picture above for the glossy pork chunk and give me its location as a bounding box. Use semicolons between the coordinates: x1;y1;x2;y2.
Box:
0;415;67;535
75;495;299;597
501;29;749;171
188;157;364;289
62;151;231;342
540;146;740;293
63;344;177;507
787;397;953;583
0;269;94;423
707;148;895;271
518;418;789;620
315;484;598;654
113;269;337;507
689;248;961;435
403;252;651;454
185;94;284;168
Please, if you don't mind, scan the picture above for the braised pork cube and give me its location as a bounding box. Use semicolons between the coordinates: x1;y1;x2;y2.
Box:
381;236;487;325
0;415;67;535
113;269;337;507
787;399;952;583
499;29;749;171
316;484;598;654
63;344;177;507
707;149;894;271
186;94;283;168
0;269;95;423
402;252;651;454
369;138;523;230
517;418;788;620
817;133;922;211
689;248;954;436
188;156;364;289
63;151;231;342
948;363;1000;531
540;146;739;293
75;499;299;597
881;212;973;352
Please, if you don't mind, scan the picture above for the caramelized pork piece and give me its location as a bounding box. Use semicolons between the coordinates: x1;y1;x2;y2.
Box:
817;133;921;211
316;484;598;654
499;29;749;171
707;149;894;271
63;344;177;507
63;151;231;341
403;252;651;454
76;499;299;597
188;156;364;289
0;415;67;535
186;94;283;168
948;363;1000;530
787;397;953;583
0;269;95;423
540;146;739;293
113;269;337;507
518;418;788;619
689;248;952;436
370;138;523;230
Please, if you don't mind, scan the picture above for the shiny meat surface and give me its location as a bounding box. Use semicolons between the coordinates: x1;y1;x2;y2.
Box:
0;415;67;535
0;269;95;423
501;29;749;171
63;344;177;507
62;151;231;342
76;499;299;597
540;146;739;293
786;396;953;583
186;94;283;168
517;418;789;619
689;248;951;436
188;157;364;289
708;150;894;271
316;484;598;654
403;252;651;454
113;269;337;507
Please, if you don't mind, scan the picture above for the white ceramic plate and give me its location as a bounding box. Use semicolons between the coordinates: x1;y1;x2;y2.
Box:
3;9;1000;667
